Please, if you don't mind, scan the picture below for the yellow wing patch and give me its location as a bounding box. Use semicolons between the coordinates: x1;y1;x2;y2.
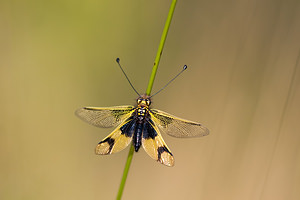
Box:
95;120;133;155
142;122;174;167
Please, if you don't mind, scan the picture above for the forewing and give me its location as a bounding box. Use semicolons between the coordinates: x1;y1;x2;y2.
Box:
142;120;174;167
95;118;134;154
75;106;135;128
150;109;209;138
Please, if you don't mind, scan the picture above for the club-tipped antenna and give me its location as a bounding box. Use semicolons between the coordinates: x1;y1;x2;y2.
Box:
116;58;140;96
150;65;188;98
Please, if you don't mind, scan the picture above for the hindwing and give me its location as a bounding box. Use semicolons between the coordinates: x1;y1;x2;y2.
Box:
95;117;136;154
142;119;174;167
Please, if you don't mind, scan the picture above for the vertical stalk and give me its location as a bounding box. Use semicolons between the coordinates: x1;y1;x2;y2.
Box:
116;145;134;199
146;0;177;96
116;0;177;199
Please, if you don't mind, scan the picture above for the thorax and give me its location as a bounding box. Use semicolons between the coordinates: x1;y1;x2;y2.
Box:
135;104;150;122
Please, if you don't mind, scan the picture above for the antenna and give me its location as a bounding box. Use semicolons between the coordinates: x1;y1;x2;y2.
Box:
150;65;188;98
116;58;140;96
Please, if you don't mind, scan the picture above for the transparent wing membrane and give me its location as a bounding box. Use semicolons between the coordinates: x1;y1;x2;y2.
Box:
75;106;135;128
150;109;209;138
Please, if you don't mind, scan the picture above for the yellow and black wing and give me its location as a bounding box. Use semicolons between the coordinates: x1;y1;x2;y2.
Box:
75;106;135;128
75;106;136;155
95;117;134;155
150;109;209;138
142;119;174;167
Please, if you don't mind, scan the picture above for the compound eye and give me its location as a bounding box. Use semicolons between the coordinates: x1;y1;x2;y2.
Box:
137;98;142;104
146;99;150;106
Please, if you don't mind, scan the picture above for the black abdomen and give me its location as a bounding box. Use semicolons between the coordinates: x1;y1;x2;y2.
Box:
120;107;151;152
133;122;143;152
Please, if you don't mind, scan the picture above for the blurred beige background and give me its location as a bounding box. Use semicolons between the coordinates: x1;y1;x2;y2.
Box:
1;0;299;199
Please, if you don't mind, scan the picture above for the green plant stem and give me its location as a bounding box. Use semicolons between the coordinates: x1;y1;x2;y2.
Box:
116;1;177;199
146;0;177;96
116;145;134;200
